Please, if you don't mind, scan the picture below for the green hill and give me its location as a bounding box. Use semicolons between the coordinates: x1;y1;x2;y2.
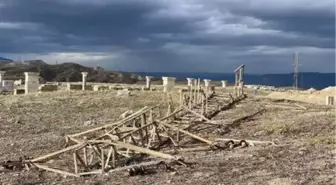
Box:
0;60;143;83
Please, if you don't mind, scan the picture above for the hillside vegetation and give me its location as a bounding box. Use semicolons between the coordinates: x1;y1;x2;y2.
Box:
0;60;143;83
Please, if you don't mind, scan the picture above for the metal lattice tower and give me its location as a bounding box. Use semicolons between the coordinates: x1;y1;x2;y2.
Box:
293;52;299;89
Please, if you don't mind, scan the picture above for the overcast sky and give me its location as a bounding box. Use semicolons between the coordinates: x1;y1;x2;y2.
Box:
0;0;334;73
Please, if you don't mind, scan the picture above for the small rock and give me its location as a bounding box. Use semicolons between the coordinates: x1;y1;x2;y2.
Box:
193;172;204;177
117;89;131;97
253;130;265;136
260;157;266;162
119;110;134;119
15;119;21;124
170;171;177;175
84;120;98;126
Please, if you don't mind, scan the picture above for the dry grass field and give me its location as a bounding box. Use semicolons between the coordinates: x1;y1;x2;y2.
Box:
0;86;334;185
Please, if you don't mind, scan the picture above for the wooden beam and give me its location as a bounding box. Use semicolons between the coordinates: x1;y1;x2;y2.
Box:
105;147;113;168
89;140;179;160
214;138;275;146
79;170;102;176
108;160;166;173
159;121;216;146
83;146;87;166
68;106;153;138
73;153;78;174
101;148;105;174
30;143;85;162
75;152;87;168
234;64;245;72
183;106;218;125
33;163;79;177
119;108;183;140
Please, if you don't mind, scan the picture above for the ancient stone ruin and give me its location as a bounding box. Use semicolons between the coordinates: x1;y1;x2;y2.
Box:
162;77;176;92
81;72;88;91
24;72;40;94
145;76;153;90
221;80;227;88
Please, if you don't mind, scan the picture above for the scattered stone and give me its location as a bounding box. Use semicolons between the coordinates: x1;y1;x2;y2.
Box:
38;84;58;92
2;80;14;92
162;77;176;92
119;110;134;119
84;120;98;126
170;171;177;175
214;127;231;135
117;89;131;97
253;130;265;136
268;178;293;185
24;72;40;94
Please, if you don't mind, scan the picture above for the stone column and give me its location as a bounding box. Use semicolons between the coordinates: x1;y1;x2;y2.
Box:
186;78;194;87
221;80;227;88
326;96;334;106
162;77;176;92
24;72;40;94
81;72;88;91
203;79;211;88
145;76;153;89
203;79;211;94
239;81;244;96
0;71;5;88
2;80;14;92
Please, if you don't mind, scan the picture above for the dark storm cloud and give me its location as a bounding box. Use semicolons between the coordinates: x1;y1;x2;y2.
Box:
0;0;334;73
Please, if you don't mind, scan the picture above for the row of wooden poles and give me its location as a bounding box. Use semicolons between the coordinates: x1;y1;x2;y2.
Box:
178;78;212;116
24;91;220;177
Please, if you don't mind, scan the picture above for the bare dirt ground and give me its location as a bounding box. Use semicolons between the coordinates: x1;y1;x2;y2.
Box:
0;88;334;185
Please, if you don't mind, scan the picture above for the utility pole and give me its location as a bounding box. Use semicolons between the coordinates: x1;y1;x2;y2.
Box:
293;52;300;89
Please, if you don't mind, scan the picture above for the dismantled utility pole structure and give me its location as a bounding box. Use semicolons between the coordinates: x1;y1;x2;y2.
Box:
293;52;300;89
234;64;245;97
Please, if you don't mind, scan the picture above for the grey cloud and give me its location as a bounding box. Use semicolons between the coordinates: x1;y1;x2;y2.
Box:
0;0;334;73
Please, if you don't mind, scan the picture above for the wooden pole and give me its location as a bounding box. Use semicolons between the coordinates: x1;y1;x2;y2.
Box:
68;106;153;138
189;83;193;108
30;143;85;162
73;153;78;174
183;106;218;125
201;95;204;116
101;148;105;174
34;164;79;177
214;138;275;146
89;140;179;160
112;146;117;168
105;146;113;168
159;121;216;146
193;79;197;106
205;90;208;114
83;146;87;166
179;90;183;109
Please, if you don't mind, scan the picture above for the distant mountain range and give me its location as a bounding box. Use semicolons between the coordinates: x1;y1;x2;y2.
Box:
0;58;334;89
0;60;142;83
0;57;12;61
135;72;336;90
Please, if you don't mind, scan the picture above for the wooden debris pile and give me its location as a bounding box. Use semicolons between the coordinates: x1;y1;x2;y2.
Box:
3;87;274;177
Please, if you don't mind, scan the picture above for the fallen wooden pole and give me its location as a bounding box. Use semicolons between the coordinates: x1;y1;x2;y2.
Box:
159;121;216;147
30;143;86;163
183;106;218;125
68;106;153;138
33;163;79;177
215;138;275;146
88;140;180;160
107;160;166;173
119;108;183;140
165;146;213;153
